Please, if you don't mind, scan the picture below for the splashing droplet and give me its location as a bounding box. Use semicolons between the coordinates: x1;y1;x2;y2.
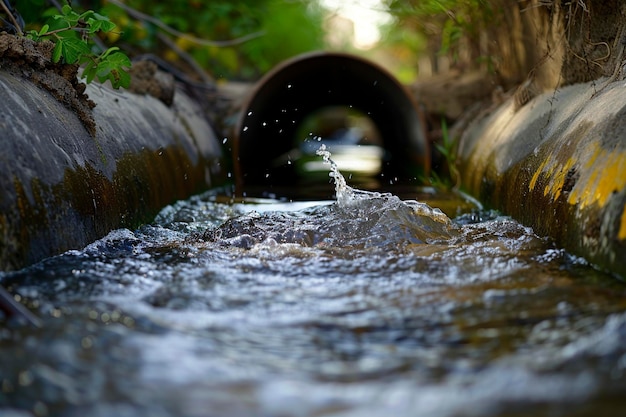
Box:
316;143;354;207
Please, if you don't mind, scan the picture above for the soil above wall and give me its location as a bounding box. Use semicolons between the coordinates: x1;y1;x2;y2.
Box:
0;32;96;135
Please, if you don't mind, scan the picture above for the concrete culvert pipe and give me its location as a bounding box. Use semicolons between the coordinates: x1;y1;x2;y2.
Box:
0;44;223;271
234;52;429;185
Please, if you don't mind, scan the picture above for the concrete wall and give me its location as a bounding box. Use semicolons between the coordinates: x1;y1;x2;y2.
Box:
0;70;224;271
458;79;626;278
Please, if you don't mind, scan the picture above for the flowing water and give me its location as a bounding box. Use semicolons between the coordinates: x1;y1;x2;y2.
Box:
1;147;626;417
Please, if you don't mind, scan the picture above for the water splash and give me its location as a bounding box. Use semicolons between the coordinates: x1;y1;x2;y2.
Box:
316;143;353;206
187;145;459;250
315;142;392;207
315;143;456;238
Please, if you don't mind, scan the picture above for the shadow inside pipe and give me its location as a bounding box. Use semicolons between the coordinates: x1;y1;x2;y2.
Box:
234;52;429;191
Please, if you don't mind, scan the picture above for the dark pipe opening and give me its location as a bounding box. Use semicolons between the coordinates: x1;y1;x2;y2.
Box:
234;51;429;186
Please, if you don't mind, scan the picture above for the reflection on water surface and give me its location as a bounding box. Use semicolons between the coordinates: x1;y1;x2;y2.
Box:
1;180;626;417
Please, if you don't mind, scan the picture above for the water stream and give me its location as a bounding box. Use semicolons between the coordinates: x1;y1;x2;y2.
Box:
1;147;626;417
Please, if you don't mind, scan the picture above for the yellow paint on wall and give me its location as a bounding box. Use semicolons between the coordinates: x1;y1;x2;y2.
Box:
546;157;575;200
529;159;547;191
528;141;626;211
529;155;575;201
568;145;626;209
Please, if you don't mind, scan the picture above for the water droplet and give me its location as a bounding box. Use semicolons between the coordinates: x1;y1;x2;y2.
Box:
222;137;228;144
243;126;249;132
247;111;253;116
262;122;267;126
287;84;292;89
34;401;49;416
81;336;94;349
18;371;33;387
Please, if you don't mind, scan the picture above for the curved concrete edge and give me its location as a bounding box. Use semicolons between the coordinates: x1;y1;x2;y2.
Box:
458;79;626;278
0;70;224;271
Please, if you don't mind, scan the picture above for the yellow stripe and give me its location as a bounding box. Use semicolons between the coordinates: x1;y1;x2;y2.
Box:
568;146;626;209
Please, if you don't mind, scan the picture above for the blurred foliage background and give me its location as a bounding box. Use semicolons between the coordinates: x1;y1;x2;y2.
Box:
12;0;509;84
14;0;327;81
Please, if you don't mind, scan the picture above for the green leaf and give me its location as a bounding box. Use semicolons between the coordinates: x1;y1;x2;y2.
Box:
91;12;115;24
38;24;50;37
99;46;120;60
25;30;37;41
56;6;80;26
52;42;63;63
94;51;132;89
104;51;131;68
55;36;91;64
110;56;131;69
92;11;109;21
88;18;116;34
112;69;131;89
78;10;95;21
82;60;98;84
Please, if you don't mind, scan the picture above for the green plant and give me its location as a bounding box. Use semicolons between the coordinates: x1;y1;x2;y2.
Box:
382;0;499;77
432;118;460;189
26;2;131;89
102;0;326;81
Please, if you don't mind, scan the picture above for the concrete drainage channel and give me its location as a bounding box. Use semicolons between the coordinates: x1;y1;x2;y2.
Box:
0;44;625;278
458;79;626;278
0;61;224;271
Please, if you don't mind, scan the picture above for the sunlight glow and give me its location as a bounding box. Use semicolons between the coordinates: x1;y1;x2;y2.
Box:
321;0;390;49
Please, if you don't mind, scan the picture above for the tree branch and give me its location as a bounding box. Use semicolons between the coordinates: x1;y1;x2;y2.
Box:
108;0;265;48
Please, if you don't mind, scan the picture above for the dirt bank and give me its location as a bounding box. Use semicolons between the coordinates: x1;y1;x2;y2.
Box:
0;32;97;135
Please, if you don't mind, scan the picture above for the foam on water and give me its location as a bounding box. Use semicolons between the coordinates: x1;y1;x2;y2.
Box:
315;143;449;223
